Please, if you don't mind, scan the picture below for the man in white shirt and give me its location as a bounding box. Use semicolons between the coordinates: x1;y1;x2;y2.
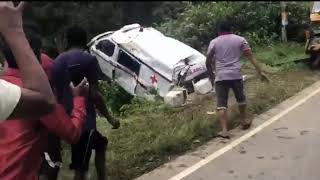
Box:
0;1;55;121
0;79;21;120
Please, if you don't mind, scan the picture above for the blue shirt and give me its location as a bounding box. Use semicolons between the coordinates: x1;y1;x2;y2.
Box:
51;49;99;130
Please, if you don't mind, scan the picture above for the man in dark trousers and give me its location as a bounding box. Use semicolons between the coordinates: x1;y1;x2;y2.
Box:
206;20;268;139
40;25;120;180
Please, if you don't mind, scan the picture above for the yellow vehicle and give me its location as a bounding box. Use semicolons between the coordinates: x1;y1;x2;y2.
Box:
305;1;320;69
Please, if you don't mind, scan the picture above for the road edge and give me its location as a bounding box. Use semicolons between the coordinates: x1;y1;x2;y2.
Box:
135;80;320;180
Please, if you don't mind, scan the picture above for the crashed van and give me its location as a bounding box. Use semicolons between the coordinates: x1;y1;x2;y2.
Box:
88;24;209;98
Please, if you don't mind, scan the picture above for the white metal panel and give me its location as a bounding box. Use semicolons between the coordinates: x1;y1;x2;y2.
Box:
114;68;137;95
96;55;114;79
312;2;320;13
138;65;173;97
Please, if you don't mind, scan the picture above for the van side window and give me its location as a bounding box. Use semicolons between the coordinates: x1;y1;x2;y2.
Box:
96;40;115;57
118;50;141;75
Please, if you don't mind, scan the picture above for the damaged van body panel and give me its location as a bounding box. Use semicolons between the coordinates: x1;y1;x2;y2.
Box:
88;23;208;97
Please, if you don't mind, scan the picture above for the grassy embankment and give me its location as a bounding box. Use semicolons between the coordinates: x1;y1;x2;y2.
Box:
59;42;320;180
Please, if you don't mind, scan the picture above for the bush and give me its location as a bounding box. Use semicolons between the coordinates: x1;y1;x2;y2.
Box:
120;97;172;117
24;2;186;49
156;1;310;50
157;2;235;50
99;81;133;113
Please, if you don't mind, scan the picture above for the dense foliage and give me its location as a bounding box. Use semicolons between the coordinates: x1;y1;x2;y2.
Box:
23;1;310;52
157;1;310;51
24;1;186;48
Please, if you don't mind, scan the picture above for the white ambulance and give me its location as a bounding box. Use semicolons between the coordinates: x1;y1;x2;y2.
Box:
88;24;209;98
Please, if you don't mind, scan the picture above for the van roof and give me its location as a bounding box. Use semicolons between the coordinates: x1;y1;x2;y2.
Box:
94;24;205;81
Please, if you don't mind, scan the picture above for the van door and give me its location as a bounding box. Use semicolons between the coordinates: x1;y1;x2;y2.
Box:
114;49;141;95
95;39;118;80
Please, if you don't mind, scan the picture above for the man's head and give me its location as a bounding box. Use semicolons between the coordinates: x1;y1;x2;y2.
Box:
65;25;87;50
2;22;42;69
218;20;233;33
23;20;41;35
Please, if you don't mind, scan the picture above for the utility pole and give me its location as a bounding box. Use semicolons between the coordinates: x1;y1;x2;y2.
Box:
281;1;288;42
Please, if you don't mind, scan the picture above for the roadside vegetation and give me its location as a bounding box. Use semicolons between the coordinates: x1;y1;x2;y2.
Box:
59;42;320;180
60;72;320;180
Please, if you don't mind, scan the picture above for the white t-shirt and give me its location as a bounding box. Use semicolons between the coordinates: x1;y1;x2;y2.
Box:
0;79;21;120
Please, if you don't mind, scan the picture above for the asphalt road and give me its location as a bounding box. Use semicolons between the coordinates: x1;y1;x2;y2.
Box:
136;81;320;180
182;85;320;180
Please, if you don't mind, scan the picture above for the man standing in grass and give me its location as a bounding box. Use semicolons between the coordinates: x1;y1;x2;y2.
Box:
206;20;268;138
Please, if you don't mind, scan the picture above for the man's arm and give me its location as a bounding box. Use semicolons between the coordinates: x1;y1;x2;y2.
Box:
243;49;270;82
9;88;54;119
243;49;262;75
241;38;269;82
41;97;86;144
0;2;55;119
206;43;216;87
91;84;120;129
40;78;89;144
5;30;55;119
87;57;120;129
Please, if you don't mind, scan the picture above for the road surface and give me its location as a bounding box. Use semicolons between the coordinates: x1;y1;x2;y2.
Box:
137;81;320;180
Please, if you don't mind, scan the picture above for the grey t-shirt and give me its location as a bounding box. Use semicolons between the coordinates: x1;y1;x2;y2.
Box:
207;33;251;82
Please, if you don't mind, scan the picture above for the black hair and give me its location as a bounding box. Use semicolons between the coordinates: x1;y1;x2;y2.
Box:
65;24;87;49
2;23;42;69
218;20;233;33
23;20;41;35
42;45;59;59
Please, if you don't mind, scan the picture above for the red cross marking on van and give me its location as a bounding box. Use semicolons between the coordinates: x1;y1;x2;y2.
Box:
150;74;158;85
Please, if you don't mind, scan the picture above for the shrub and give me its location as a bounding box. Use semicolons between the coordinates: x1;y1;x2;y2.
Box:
156;1;310;50
99;81;133;113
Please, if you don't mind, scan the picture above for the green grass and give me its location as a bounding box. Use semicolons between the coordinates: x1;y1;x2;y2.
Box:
254;42;309;67
59;70;320;180
241;42;310;74
58;43;320;180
